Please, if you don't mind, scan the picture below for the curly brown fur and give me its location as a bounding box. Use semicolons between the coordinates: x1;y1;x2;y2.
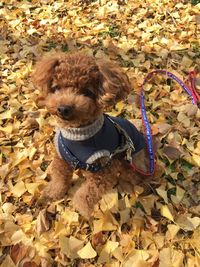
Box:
32;52;131;127
33;52;154;219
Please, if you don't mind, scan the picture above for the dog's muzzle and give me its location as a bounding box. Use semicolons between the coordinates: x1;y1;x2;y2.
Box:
57;105;73;119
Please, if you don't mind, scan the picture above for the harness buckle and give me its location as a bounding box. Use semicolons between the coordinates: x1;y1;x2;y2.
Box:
126;147;133;162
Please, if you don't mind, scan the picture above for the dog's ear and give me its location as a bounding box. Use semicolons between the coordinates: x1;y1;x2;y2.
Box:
97;59;131;107
32;55;60;97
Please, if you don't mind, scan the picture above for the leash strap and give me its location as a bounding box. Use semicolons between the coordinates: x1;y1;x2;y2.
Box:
186;71;200;103
131;69;199;176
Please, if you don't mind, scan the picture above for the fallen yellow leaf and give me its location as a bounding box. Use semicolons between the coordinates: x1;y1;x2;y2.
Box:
59;235;83;259
0;255;16;267
11;181;27;197
166;224;180;241
77;241;97;259
160;205;174;222
98;241;119;264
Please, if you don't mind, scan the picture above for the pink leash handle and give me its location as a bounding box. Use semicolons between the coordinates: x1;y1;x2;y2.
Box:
186;71;200;103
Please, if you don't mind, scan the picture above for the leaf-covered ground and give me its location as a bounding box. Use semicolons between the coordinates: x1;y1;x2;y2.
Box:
0;1;200;266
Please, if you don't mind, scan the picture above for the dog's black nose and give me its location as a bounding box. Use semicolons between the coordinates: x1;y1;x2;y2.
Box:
57;105;72;118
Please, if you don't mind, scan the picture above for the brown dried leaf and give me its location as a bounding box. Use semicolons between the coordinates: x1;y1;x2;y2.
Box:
92;232;106;247
35;209;50;235
10;243;28;265
163;145;182;160
23;262;39;267
156;123;172;135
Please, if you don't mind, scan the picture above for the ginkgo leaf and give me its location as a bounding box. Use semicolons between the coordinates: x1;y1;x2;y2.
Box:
156;187;168;203
160;205;174;222
59;236;83;259
159;247;184;267
166;224;180;241
156;123;172;134
11;181;27;198
163;145;182;160
0;255;16;267
99;189;118;212
192;154;200;167
123;250;150;267
98;241;119;264
10;243;28;265
2;203;16;214
35;209;50;235
77;242;97;259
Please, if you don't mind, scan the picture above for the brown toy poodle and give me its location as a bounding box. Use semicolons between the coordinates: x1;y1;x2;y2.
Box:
32;52;153;219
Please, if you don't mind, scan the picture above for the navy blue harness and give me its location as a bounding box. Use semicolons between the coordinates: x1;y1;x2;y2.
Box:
56;114;146;172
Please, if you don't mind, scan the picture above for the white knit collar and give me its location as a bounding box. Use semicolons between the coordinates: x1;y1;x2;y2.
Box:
59;114;104;141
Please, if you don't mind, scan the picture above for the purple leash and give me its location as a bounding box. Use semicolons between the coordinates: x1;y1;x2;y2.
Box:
130;70;199;176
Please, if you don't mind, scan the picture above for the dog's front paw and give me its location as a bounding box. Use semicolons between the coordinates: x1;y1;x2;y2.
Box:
72;190;95;220
72;196;93;220
41;182;68;202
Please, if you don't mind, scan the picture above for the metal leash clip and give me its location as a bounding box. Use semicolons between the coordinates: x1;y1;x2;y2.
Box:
126;140;135;163
106;115;136;163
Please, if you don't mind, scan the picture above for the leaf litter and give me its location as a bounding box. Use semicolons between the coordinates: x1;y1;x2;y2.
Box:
0;0;200;266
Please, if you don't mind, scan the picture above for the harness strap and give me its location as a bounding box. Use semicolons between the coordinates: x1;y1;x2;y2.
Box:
59;133;102;172
130;69;200;176
106;115;135;161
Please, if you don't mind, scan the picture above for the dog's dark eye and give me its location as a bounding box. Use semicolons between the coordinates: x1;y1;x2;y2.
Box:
83;89;95;99
51;85;60;93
